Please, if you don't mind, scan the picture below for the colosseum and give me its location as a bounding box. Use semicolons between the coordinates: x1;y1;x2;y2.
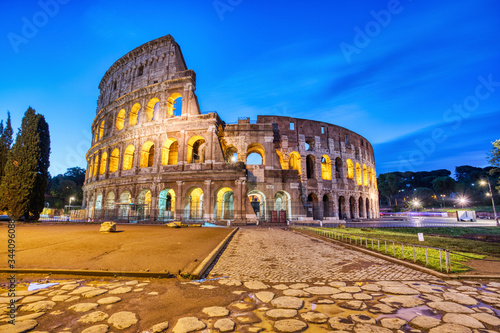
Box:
82;35;379;224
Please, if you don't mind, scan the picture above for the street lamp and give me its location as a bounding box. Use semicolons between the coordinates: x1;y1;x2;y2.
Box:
412;199;420;212
440;194;446;209
480;179;499;226
457;197;468;209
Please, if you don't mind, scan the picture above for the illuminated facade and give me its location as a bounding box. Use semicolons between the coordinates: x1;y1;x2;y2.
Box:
82;35;379;223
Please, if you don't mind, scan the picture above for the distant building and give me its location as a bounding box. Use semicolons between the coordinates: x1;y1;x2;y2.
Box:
82;35;379;224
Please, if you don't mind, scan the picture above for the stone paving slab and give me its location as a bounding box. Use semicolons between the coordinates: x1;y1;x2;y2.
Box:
0;276;499;332
209;228;435;282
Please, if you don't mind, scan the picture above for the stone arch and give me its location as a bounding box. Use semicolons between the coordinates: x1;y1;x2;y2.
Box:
335;157;343;179
214;187;234;220
93;155;99;177
306;154;315;179
161;138;178;165
321;155;332;180
88;193;95;218
289;151;301;174
275;191;291;220
363;164;368;186
129;103;141;126
225;146;238;163
136;189;152;220
116;109;125;130
187;135;206;163
104;191;115;219
95;192;103;215
88;157;94;179
356;163;362;185
307;193;320;220
346;159;354;180
158;188;175;220
109;148;119;173
349;196;356;219
248;190;266;221
246;143;265;165
146;97;160;121
140;141;155;168
305;138;314;151
99;120;105;140
99;151;107;175
358;196;364;218
323;194;334;217
338;196;346;219
167;93;182;117
184;187;204;221
123;144;135;170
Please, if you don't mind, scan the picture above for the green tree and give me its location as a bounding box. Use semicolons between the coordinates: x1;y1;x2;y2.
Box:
378;172;400;206
0;112;13;186
432;176;456;196
0;107;50;220
488;139;500;192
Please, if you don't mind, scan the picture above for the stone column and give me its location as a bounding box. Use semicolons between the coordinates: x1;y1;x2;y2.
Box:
235;179;245;221
204;180;212;221
176;181;183;221
104;147;111;179
117;142;125;177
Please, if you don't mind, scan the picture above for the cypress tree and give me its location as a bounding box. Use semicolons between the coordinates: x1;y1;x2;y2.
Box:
0;107;50;220
0;112;13;185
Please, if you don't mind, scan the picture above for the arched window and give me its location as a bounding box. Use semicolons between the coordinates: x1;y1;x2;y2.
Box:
137;65;144;76
346;159;354;179
116;109;125;130
146;97;160;121
88;158;94;180
184;187;204;220
93;155;99;177
129;103;141;126
215;187;234;220
167;93;182;117
99;152;107;175
109;148;119;173
161;138;178;165
246;143;265;165
140;141;155;168
99;120;105;140
356;163;362;185
225;146;238;163
335;157;342;179
305;139;314;151
159;189;176;220
372;170;377;189
368;167;372;185
187;136;206;163
363;164;368;186
321;155;332;180
123;145;135;170
289;151;301;174
306;155;315;179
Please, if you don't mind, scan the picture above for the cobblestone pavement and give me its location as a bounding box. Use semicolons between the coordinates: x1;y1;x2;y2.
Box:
209;228;435;282
1;276;500;332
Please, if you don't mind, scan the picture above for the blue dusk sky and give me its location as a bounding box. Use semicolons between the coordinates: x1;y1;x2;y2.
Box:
1;0;499;176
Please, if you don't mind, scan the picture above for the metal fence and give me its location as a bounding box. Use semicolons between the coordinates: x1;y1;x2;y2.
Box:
298;227;476;274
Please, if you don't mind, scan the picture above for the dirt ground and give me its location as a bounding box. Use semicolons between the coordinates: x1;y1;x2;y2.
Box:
0;223;232;273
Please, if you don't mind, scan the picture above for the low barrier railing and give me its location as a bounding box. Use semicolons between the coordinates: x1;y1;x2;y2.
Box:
297;227;477;274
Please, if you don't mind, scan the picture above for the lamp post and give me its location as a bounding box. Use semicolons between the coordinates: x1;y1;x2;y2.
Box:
440;194;445;209
480;179;499;226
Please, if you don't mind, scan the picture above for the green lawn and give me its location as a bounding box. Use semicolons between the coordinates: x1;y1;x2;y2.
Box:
300;227;499;273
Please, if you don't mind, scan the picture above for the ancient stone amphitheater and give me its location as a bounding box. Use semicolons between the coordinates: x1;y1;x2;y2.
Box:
82;35;378;224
